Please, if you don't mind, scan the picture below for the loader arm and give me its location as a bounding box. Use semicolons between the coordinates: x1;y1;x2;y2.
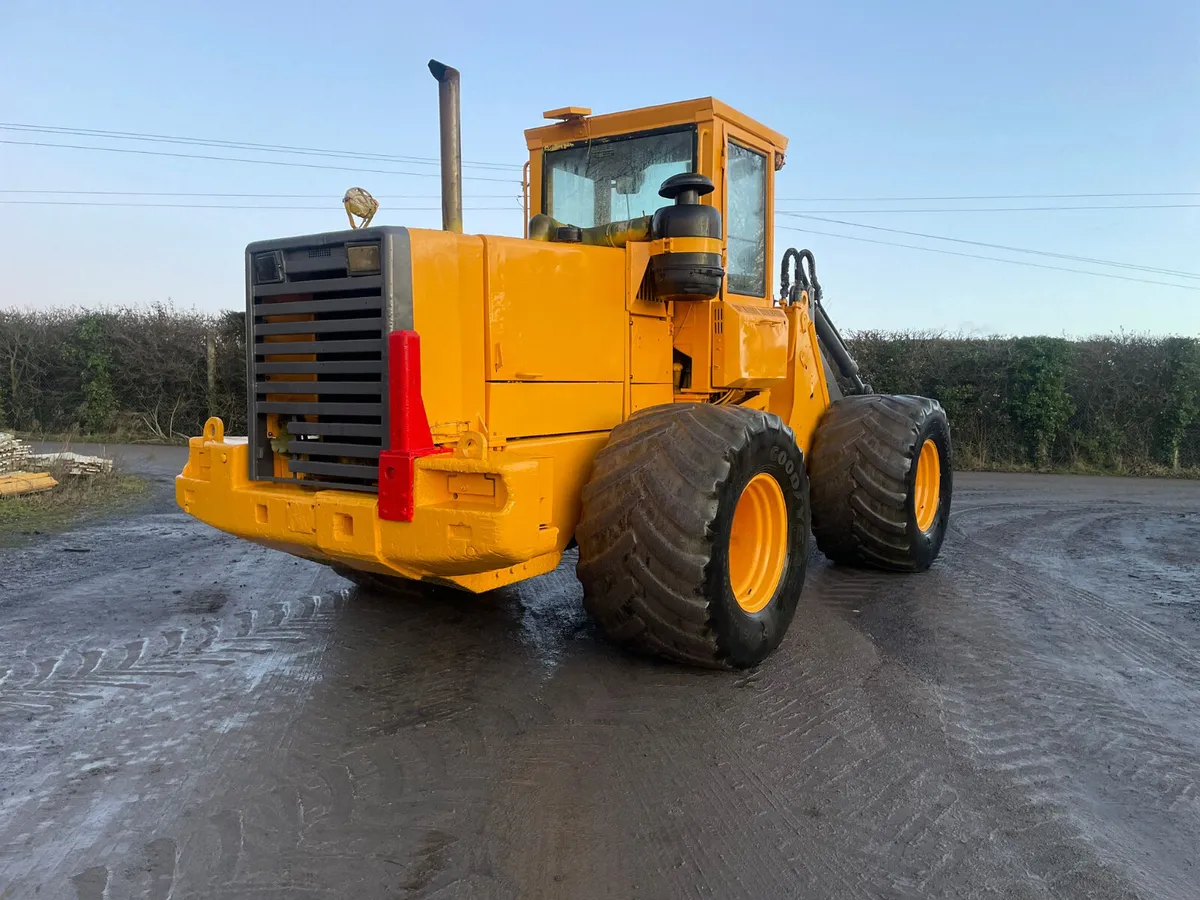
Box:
766;299;834;456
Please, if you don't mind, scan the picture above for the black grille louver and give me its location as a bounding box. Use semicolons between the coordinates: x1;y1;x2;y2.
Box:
249;240;388;492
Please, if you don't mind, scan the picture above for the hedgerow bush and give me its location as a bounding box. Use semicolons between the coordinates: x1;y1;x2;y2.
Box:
1;306;1197;472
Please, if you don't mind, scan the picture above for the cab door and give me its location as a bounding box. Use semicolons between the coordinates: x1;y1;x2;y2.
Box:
721;123;775;306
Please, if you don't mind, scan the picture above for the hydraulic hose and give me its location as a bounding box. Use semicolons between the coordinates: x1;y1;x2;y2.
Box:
780;247;870;395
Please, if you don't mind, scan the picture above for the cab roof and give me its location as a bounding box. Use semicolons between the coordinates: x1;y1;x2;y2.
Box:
524;96;789;153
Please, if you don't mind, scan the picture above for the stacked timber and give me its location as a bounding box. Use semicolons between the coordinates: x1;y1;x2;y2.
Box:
0;471;59;497
27;451;114;477
0;434;113;480
0;433;31;474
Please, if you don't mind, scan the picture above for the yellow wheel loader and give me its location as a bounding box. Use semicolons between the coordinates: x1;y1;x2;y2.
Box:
176;60;953;669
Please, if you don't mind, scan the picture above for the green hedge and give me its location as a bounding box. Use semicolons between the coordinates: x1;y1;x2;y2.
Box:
847;331;1200;473
1;307;1197;473
0;304;246;440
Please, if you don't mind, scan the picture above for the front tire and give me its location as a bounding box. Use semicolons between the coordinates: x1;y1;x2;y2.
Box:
576;403;811;669
808;394;952;572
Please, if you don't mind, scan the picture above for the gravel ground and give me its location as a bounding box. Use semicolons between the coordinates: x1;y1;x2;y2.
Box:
0;445;1197;899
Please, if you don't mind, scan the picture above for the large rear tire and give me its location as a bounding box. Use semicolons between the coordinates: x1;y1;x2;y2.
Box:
576;403;810;669
808;394;952;572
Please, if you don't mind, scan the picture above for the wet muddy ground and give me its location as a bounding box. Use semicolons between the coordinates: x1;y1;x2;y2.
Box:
1;446;1197;899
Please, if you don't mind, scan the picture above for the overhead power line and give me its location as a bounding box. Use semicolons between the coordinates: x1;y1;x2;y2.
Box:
0;189;520;200
0;200;516;210
6;125;1191;202
777;204;1200;213
777;191;1200;201
0;139;521;183
0;123;521;172
5;188;1193;289
784;214;1200;280
777;225;1200;292
5;191;1192;218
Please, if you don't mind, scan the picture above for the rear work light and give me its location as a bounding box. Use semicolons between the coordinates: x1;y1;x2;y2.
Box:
346;242;382;275
252;250;284;284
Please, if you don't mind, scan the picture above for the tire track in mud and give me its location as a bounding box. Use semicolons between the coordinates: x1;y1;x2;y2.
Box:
755;567;1137;900
0;593;339;720
0;562;348;898
116;515;1180;900
941;539;1200;899
948;502;1200;767
476;565;1124;900
124;589;346;900
785;489;1199;900
0;458;366;897
952;503;1200;721
69;837;181;900
5;471;1200;899
147;578;563;900
845;500;1200;899
933;652;1197;898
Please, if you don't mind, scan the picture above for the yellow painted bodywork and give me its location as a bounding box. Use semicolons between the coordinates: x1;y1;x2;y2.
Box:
483;237;625;383
487;381;623;438
712;301;789;389
178;419;606;592
767;299;834;457
178;95;848;592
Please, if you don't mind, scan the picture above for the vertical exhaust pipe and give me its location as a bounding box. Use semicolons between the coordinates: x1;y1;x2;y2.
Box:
428;59;463;234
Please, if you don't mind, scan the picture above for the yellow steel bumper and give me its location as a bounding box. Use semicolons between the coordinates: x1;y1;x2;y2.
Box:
175;427;562;592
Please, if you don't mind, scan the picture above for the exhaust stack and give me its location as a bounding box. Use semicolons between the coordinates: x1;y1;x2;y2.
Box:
428;59;463;234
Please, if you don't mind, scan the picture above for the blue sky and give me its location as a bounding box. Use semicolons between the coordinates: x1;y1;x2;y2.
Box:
2;0;1197;336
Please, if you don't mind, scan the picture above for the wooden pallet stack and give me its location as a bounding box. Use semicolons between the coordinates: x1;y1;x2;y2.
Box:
1;433;59;497
27;451;114;477
0;433;31;475
0;435;114;497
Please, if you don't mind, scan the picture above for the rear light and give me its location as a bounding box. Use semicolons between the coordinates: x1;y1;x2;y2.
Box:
378;330;450;522
252;250;284;284
347;242;381;275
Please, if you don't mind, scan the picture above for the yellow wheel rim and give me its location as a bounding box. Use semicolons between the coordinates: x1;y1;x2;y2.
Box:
914;438;941;533
728;473;789;613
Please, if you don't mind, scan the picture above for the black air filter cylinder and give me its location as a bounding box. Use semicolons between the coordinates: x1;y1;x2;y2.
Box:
649;173;724;302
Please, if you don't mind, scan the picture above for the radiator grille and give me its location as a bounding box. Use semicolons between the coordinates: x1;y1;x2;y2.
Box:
249;242;386;492
636;271;656;303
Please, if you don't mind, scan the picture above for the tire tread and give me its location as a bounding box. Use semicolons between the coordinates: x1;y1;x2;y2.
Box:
809;394;950;572
577;403;793;668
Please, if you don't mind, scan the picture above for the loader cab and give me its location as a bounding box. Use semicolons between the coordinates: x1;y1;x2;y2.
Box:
524;98;788;306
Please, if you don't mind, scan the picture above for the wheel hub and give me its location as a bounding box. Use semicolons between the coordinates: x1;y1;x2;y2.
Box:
914;439;941;532
728;473;788;613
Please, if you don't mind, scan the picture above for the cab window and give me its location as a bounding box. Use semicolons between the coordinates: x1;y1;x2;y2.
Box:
726;140;767;296
544;128;695;227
